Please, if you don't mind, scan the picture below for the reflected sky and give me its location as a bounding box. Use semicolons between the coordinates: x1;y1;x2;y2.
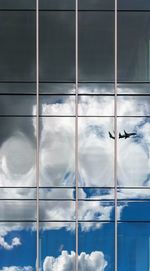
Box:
118;223;150;271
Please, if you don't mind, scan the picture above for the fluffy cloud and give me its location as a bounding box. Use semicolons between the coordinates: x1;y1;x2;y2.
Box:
0;236;21;250
43;251;107;271
0;267;32;271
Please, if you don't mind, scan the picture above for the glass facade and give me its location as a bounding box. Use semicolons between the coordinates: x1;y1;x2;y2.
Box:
0;1;150;271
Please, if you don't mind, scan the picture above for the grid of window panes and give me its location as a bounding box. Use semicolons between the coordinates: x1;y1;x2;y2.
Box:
0;1;150;271
117;2;150;271
0;0;37;270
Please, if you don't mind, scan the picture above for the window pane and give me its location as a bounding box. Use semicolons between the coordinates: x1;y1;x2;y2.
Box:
118;201;150;221
79;0;114;10
118;0;150;10
0;201;36;221
0;1;35;9
78;96;114;116
40;83;75;94
117;117;150;187
39;188;74;200
117;96;150;116
40;222;75;271
118;188;150;200
0;222;36;270
40;95;75;116
79;222;114;271
78;188;114;200
118;84;150;94
79;83;114;94
118;12;150;82
0;117;36;187
78;201;114;221
0;12;35;81
40;0;74;10
118;223;150;271
79;12;114;82
40;117;75;187
0;83;36;94
0;95;36;115
78;117;114;187
0;188;36;199
39;201;75;221
40;11;75;82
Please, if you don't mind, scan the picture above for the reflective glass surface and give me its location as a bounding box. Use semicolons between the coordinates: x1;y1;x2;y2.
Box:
0;223;36;270
40;117;75;187
40;95;75;116
118;223;150;271
0;12;35;81
40;222;75;271
118;0;150;10
79;12;114;82
79;0;114;10
78;117;114;187
117;117;150;187
0;1;35;9
0;117;36;187
39;11;75;82
118;12;150;82
39;0;74;10
79;222;114;271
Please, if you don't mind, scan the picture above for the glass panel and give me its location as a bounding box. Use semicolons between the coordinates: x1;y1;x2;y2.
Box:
118;12;150;82
39;11;75;82
79;12;114;82
0;188;36;199
118;188;150;200
78;188;114;199
78;96;114;116
78;201;114;221
39;188;74;200
40;222;75;271
0;1;35;9
40;0;74;10
118;83;150;94
117;117;150;187
118;223;150;271
40;117;75;187
117;96;150;116
0;117;36;187
39;201;75;221
0;83;36;94
118;201;150;221
79;83;114;94
40;83;75;94
0;95;36;115
79;0;114;10
0;201;36;221
40;95;75;116
0;12;35;81
78;117;114;187
0;222;36;270
118;0;150;10
79;222;114;271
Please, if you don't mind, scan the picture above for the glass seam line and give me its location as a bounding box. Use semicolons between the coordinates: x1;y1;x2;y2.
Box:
36;0;40;270
114;1;118;271
75;0;79;271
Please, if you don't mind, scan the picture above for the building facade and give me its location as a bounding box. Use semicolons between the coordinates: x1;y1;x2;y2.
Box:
0;1;150;271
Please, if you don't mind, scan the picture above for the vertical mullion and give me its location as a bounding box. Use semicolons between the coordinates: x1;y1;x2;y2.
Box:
114;0;118;271
75;0;79;270
36;0;40;270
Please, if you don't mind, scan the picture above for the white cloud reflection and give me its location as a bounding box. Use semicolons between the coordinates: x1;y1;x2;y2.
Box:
0;92;149;236
43;251;107;271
